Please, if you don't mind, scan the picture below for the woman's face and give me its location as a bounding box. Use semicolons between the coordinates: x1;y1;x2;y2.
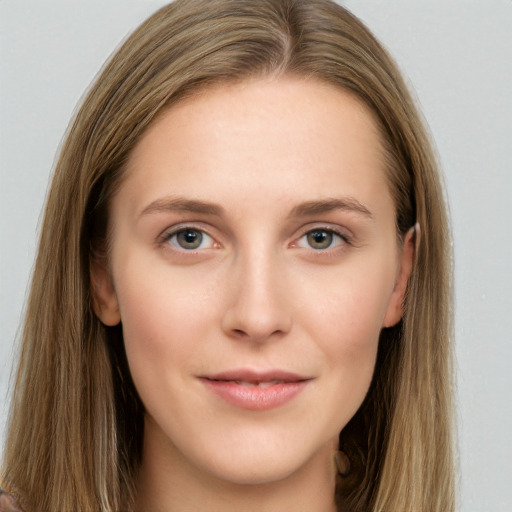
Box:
93;76;413;487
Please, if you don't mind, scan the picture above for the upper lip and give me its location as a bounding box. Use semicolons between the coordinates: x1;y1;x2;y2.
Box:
201;368;311;384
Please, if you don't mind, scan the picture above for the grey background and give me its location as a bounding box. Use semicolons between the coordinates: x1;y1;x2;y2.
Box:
1;1;511;510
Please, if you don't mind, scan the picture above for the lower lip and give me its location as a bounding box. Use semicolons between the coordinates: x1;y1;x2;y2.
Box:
201;379;308;411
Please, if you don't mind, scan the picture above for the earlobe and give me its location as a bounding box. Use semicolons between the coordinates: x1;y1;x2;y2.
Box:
90;254;121;326
382;223;419;328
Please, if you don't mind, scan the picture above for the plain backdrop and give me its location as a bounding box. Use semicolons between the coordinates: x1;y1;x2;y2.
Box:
1;1;511;510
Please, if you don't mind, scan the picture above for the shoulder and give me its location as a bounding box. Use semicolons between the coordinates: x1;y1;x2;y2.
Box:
0;490;24;512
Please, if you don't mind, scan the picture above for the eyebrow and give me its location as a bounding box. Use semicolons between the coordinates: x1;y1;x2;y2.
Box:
139;196;373;220
289;198;374;219
140;197;225;217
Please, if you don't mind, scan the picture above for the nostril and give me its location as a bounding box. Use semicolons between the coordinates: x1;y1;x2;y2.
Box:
220;277;293;342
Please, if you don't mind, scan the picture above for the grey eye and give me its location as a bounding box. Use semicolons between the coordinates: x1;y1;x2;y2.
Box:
306;230;334;250
167;228;214;250
176;229;203;249
296;229;346;251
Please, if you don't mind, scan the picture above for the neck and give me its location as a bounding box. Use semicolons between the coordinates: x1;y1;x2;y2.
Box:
134;419;338;512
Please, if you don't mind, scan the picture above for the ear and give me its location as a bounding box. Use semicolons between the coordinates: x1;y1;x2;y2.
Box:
90;253;121;326
382;223;419;328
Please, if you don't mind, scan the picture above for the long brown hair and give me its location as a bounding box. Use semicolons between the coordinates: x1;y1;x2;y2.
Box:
2;1;455;510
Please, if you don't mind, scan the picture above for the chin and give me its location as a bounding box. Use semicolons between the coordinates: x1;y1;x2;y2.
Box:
190;431;331;487
203;457;302;487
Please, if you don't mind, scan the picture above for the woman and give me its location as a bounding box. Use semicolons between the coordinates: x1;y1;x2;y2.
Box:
0;0;455;510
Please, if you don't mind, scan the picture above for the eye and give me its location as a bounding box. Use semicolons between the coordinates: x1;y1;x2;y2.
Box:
297;229;346;250
166;228;215;250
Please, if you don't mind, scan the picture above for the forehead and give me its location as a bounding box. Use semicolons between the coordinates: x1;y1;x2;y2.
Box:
117;76;391;219
131;76;383;162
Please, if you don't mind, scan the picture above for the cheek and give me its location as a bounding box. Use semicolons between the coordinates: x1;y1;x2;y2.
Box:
300;264;394;417
304;264;393;351
112;257;220;392
324;287;382;385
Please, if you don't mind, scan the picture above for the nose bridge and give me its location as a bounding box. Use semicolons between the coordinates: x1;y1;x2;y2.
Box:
222;241;292;342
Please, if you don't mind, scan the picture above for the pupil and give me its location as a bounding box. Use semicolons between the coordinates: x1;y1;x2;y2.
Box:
178;229;202;249
308;230;332;249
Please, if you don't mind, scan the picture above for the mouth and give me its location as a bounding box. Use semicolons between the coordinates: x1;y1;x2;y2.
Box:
199;369;311;411
219;379;291;388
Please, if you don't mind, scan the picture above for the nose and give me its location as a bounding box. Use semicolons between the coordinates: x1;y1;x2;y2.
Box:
221;251;293;343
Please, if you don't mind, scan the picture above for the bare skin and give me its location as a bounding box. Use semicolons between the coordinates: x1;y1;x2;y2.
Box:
92;76;414;512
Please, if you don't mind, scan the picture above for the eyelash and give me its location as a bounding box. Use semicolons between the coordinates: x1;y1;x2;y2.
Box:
159;225;352;253
295;227;351;251
160;226;217;252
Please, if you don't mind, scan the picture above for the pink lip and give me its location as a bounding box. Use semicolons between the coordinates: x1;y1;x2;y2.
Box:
199;369;311;411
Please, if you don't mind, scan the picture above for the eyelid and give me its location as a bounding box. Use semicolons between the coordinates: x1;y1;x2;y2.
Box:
158;223;220;251
290;224;353;250
157;222;354;253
